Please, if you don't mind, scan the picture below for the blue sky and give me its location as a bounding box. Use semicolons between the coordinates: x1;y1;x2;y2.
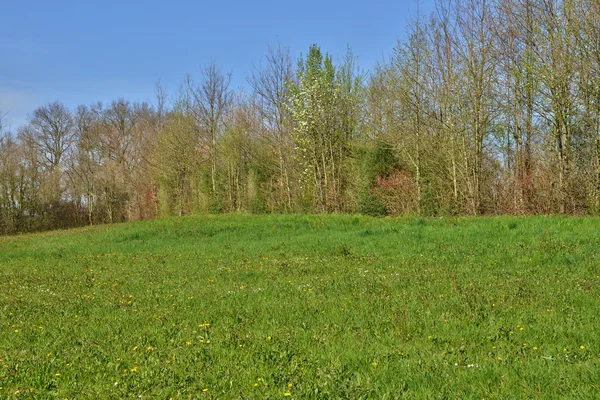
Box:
0;0;434;130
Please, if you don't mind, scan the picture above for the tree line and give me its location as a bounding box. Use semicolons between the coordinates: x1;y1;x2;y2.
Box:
2;0;600;235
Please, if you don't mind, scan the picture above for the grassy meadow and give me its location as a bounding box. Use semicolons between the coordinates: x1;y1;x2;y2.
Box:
0;214;599;398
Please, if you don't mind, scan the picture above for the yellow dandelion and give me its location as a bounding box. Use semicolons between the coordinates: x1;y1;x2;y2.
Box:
284;393;292;397
202;388;209;392
288;383;293;388
580;345;585;350
55;373;61;377
131;367;138;373
497;356;503;361
254;383;259;387
533;347;538;351
372;362;378;367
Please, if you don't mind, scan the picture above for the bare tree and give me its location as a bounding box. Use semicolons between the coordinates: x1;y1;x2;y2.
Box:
535;0;577;213
186;61;233;199
18;101;75;208
69;105;98;225
21;101;74;172
574;0;600;211
455;0;499;214
495;0;541;212
389;12;432;213
249;42;296;210
431;0;464;212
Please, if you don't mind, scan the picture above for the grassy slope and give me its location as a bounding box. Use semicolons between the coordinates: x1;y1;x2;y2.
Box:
0;214;599;399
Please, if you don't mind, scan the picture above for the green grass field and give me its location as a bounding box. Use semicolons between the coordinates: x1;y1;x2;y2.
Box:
1;214;599;399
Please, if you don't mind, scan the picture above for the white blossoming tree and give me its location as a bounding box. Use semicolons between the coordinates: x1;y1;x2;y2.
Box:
288;44;361;212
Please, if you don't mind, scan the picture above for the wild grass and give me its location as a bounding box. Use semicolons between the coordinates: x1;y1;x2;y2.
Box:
1;214;599;398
